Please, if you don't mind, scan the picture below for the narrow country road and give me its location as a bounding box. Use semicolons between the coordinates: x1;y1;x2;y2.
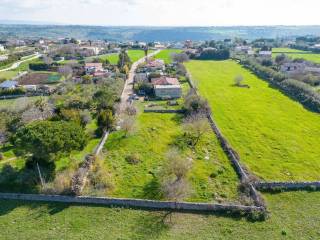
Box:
0;53;42;72
119;50;161;111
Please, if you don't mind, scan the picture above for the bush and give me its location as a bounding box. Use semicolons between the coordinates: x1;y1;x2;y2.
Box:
125;153;141;164
29;63;51;71
0;88;26;96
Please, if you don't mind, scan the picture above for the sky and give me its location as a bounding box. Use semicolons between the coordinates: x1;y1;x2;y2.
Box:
0;0;320;26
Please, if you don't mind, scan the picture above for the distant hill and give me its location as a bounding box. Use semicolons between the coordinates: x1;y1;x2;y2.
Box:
1;24;320;41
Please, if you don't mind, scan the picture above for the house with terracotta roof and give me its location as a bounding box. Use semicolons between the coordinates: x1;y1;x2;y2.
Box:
85;63;104;74
151;76;182;99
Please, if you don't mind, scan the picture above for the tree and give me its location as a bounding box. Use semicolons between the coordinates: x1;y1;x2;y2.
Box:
275;54;287;65
12;121;87;164
183;114;210;147
184;89;210;115
234;74;244;86
82;75;93;84
159;148;192;201
117;50;131;69
97;109;115;133
58;65;73;80
120;115;135;137
42;56;53;65
171;53;189;63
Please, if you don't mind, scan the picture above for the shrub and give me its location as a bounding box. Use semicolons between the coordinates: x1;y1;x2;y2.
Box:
125;153;141;164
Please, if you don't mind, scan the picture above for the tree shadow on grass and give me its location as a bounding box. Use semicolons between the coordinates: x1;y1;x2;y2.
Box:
0;160;56;194
139;177;163;200
127;211;171;240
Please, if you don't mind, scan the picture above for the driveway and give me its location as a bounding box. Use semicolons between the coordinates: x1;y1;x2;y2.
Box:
119;50;160;111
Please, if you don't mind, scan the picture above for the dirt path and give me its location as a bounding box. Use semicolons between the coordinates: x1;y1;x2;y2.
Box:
0;53;41;72
119;50;161;111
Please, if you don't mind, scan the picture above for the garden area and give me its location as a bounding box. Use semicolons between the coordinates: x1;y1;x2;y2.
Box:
185;60;320;181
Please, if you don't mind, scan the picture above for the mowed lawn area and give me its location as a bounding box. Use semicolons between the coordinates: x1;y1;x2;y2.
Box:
185;60;320;181
98;111;239;203
0;191;319;239
272;47;320;63
154;49;182;64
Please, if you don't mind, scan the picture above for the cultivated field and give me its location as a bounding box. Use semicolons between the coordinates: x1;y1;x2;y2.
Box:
0;191;319;239
272;48;320;63
185;60;320;181
18;72;62;85
91;110;240;202
154;49;182;64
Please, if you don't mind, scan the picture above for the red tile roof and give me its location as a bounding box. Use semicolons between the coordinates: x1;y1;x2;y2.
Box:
151;76;179;85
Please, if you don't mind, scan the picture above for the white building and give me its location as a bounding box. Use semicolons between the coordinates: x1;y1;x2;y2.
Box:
0;80;18;90
154;85;182;99
0;44;5;51
259;51;272;58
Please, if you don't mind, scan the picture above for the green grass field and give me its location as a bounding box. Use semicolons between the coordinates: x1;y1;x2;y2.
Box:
154;49;183;64
0;191;319;239
0;71;19;81
103;50;151;65
272;48;320;63
185;60;320;181
97;110;239;203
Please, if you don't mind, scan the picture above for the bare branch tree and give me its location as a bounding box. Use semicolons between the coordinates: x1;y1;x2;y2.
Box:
159;148;192;201
58;65;73;80
183;114;210;148
119;115;135;137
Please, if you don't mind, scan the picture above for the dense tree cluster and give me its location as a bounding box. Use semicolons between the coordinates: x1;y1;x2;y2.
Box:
12;120;88;164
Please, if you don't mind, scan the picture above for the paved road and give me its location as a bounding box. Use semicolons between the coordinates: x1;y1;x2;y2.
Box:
119;50;160;111
0;53;42;72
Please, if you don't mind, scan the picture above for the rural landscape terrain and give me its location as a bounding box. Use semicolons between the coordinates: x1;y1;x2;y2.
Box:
0;21;319;240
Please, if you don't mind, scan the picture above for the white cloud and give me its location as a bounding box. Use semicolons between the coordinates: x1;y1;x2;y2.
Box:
0;0;319;26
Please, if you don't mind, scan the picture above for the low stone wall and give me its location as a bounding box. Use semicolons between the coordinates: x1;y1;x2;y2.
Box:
0;192;265;214
71;131;109;195
144;109;185;114
71;154;96;195
93;131;109;155
254;181;320;191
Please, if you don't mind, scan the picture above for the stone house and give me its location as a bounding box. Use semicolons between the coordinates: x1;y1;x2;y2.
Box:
151;76;182;99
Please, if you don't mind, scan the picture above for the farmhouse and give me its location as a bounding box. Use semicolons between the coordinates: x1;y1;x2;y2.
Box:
85;63;104;74
144;59;165;72
0;80;18;90
151;76;182;99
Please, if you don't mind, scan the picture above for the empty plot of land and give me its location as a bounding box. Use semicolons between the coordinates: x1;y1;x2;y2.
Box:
185;60;320;181
93;111;240;203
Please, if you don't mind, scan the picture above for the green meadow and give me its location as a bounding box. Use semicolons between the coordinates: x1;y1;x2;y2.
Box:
97;110;239;202
272;48;320;63
0;191;319;239
185;60;320;181
154;49;183;64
